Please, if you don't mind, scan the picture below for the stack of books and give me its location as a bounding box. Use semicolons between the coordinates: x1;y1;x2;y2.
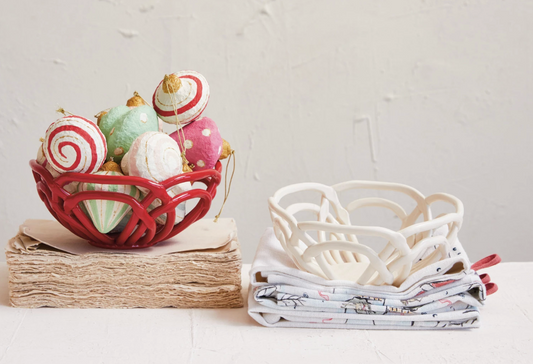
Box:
6;218;243;308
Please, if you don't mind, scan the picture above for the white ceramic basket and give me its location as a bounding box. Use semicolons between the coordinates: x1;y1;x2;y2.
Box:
268;181;464;286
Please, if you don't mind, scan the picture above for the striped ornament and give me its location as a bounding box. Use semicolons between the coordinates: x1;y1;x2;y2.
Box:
126;131;184;195
37;144;60;178
78;171;141;234
44;115;107;173
109;211;133;234
152;71;210;126
36;144;78;193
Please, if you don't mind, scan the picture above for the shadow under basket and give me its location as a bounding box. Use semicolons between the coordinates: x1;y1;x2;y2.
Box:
30;159;222;249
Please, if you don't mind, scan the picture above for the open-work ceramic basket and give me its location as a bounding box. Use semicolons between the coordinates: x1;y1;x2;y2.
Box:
30;159;222;249
268;181;464;286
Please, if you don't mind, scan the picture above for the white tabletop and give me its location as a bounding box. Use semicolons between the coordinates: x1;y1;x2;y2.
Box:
0;262;532;364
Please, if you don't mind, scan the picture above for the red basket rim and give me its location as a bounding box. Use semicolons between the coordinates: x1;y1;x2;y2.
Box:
30;159;222;249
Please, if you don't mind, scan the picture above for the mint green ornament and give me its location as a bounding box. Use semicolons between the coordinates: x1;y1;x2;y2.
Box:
78;171;141;234
100;105;159;163
98;105;130;138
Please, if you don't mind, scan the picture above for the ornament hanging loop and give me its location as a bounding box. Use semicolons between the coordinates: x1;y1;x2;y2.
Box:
214;149;236;223
56;107;73;116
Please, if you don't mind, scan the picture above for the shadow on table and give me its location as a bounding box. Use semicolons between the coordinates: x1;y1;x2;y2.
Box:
201;285;259;327
0;293;9;307
0;266;11;307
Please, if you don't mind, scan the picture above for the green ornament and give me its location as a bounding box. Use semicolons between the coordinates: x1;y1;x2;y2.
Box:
100;105;159;163
78;171;141;234
99;105;130;138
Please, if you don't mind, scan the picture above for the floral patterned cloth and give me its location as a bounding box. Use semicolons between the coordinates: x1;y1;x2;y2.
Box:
248;228;486;329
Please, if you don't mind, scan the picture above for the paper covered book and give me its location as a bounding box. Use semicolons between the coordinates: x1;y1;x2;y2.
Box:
6;218;243;309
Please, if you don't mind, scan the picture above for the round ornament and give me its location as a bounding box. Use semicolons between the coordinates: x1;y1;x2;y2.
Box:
37;143;60;178
152;71;210;125
104;105;159;163
43;115;107;174
170;117;222;171
37;144;79;194
98;105;130;138
120;151;131;175
125;131;184;194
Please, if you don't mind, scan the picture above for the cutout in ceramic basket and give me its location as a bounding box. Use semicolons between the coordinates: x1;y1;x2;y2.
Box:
268;181;463;286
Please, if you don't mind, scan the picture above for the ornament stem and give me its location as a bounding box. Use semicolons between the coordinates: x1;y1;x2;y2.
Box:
56;107;73;116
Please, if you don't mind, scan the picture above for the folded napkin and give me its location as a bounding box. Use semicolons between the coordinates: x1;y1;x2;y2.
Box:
248;228;486;330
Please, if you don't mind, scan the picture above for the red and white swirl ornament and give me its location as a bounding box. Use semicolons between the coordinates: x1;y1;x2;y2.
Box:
36;144;78;193
44;116;107;174
36;144;60;178
152;70;210;126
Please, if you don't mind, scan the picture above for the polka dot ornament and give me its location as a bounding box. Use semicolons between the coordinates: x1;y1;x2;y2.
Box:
169;117;223;171
98;105;159;164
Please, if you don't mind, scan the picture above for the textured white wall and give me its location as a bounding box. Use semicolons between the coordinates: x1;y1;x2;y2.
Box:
1;0;531;263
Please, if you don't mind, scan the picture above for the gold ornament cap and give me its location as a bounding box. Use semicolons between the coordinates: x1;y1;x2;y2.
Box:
95;110;108;126
100;161;122;173
219;139;232;160
126;92;147;107
162;74;182;94
183;163;193;173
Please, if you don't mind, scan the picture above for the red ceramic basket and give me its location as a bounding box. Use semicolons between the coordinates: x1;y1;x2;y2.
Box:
30;159;222;249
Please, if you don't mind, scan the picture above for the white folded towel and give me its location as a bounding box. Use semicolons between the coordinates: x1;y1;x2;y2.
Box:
248;228;486;330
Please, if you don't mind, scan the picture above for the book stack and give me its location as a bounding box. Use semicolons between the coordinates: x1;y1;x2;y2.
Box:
6;218;243;309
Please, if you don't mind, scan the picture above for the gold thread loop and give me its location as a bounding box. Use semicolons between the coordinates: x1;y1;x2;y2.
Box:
56;107;73;116
127;91;148;107
135;91;150;106
164;74;189;167
214;149;236;222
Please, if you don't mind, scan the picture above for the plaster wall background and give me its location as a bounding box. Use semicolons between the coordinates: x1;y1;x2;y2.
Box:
0;0;531;263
